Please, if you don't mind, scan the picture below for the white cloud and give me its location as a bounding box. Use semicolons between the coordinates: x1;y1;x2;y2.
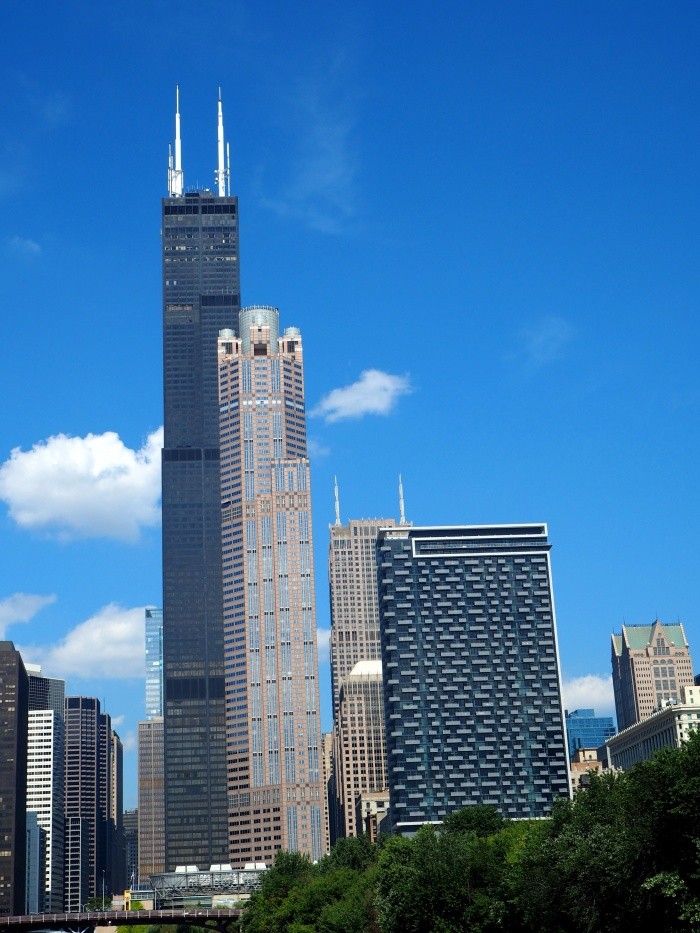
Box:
518;315;574;368
121;732;137;753
0;593;56;638
312;369;411;423
306;437;331;458
317;627;331;663
561;674;615;717
7;235;41;255
0;427;163;543
20;603;146;681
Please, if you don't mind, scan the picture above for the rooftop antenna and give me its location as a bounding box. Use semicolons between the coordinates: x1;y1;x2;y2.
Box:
168;85;184;196
334;476;341;526
216;88;229;197
226;141;231;197
398;474;407;525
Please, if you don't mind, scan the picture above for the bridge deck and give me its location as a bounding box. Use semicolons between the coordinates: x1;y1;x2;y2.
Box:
0;909;242;933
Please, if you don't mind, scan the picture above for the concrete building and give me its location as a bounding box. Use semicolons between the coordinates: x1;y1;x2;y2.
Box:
25;665;65;911
377;524;570;833
611;620;695;730
123;809;138;888
569;748;606;792
137;719;165;880
606;685;700;770
355;790;389;843
565;708;616;760
161;90;240;870
0;641;28;915
217;308;324;865
332;661;388;839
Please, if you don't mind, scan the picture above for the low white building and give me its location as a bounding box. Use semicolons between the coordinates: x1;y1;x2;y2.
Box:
606;685;700;771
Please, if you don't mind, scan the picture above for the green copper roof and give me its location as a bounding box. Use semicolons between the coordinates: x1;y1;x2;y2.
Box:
618;621;688;651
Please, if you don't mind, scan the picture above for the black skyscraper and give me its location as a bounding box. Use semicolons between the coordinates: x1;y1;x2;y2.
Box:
161;89;240;868
0;642;28;915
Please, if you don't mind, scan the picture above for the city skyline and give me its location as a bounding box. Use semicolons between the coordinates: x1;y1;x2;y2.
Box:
1;3;700;808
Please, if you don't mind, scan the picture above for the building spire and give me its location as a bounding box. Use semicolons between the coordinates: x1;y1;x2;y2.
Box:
216;88;229;197
168;85;184;197
334;477;341;526
398;474;407;525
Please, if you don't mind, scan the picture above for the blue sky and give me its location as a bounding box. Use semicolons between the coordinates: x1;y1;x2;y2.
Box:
1;1;699;807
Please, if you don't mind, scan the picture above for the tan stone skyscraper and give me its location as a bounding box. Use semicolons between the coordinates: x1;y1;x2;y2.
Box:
328;512;400;839
218;307;324;866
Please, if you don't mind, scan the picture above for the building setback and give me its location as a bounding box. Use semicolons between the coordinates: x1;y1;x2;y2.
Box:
611;620;695;731
0;642;28;915
161;90;240;869
217;308;324;865
377;524;570;832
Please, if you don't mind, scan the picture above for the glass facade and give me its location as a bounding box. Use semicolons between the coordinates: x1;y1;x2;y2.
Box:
377;525;571;829
161;189;240;869
565;708;616;759
145;608;163;720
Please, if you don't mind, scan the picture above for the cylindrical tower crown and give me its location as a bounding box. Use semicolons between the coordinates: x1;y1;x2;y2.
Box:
239;305;279;353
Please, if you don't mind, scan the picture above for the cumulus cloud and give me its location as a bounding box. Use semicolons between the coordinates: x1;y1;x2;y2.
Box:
20;603;146;681
0;427;163;543
312;369;411;423
517;315;574;368
317;627;331;663
0;593;56;638
7;235;41;255
121;732;137;753
306;437;331;459
561;673;615;717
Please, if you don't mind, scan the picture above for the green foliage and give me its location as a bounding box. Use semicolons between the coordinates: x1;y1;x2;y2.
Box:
239;737;700;931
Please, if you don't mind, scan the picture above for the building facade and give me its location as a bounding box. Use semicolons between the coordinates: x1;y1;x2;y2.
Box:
217;308;324;865
145;609;163;720
377;524;570;832
123;809;138;888
611;620;695;730
0;642;28;915
137;718;165;881
332;660;388;838
565;708;616;760
161;92;240;869
26;665;65;911
606;685;700;770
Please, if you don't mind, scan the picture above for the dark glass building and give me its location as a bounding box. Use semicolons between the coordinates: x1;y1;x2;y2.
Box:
0;642;28;915
161;95;241;869
377;524;571;832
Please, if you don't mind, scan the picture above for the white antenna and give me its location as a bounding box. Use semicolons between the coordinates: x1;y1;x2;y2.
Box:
168;86;184;196
216;88;229;197
334;477;341;526
398;474;407;525
226;142;231;197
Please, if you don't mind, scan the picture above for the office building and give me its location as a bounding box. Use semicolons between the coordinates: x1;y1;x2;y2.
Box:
611;620;695;730
123;809;138;888
607;685;700;770
161;89;240;870
217;308;324;865
25;812;45;914
145;609;163;720
137;719;165;880
0;642;29;915
377;524;570;832
332;660;388;838
25;665;65;911
64;698;121;910
565;708;616;760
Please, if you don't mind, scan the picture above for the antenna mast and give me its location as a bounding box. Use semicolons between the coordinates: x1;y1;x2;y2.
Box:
168;86;184;197
334;477;341;526
398;474;407;525
216;88;229;197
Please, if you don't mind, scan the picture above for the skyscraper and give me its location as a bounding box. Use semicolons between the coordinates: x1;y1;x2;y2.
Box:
145;609;163;720
377;524;570;832
64;698;121;909
327;512;397;840
564;708;616;759
611;620;695;730
26;665;65;911
161;88;240;869
138;607;164;879
217;308;324;865
0;642;28;915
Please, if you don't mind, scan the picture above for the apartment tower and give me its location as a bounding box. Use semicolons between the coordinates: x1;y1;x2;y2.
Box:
611;620;695;730
161;89;240;868
377;524;570;832
217;307;324;865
